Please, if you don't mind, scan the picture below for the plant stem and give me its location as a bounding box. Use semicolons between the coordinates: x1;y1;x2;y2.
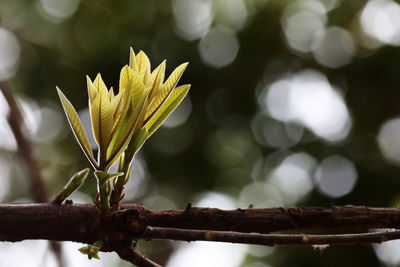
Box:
111;151;133;206
96;164;112;212
98;180;111;212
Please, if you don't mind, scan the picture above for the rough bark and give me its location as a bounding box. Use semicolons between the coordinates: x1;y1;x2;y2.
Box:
1;203;400;244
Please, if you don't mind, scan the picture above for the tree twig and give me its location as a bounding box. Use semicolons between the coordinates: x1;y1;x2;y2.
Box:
136;204;400;233
1;203;400;266
2;204;400;243
4;199;400;242
116;245;162;267
142;226;400;246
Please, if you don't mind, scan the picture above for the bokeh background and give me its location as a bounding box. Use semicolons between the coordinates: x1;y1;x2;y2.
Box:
1;0;400;266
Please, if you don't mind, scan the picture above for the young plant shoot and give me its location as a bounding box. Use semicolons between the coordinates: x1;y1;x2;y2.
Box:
57;47;190;211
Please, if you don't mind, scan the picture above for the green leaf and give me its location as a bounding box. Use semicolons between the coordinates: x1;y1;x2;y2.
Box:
94;171;124;184
110;88;125;121
136;51;151;78
146;61;166;101
53;168;90;204
106;95;148;167
86;76;98;103
78;241;102;260
129;47;139;72
93;74;108;95
126;127;149;157
146;62;188;122
113;65;144;137
162;62;189;93
56;87;97;168
133;93;149;133
145;84;190;136
90;90;114;159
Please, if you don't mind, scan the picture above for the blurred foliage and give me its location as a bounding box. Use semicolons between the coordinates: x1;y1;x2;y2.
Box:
1;0;400;266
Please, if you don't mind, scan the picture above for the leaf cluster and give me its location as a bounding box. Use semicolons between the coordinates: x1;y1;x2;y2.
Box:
56;47;190;209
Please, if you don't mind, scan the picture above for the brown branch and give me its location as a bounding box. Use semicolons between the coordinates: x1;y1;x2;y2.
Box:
1;204;400;242
137;204;400;233
116;245;162;267
0;204;99;243
2;203;400;266
142;226;400;246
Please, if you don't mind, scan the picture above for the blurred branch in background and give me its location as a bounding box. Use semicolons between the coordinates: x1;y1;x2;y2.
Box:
0;82;65;267
0;82;47;202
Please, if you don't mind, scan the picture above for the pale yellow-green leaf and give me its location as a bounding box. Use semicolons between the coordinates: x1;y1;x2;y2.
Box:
98;93;115;148
127;127;148;158
108;87;114;100
131;80;145;113
143;65;150;85
90;97;100;145
116;66;138;123
116;65;144;131
118;66;134;114
146;61;166;100
106;106;130;162
110;88;125;122
152;61;166;95
107;88;147;163
163;62;188;93
107;88;144;163
119;65;133;92
136;51;151;78
143;85;152;97
132;90;148;130
129;47;138;72
145;62;188;121
93;74;108;95
106;134;130;167
86;76;98;103
129;71;145;100
106;96;148;166
120;65;144;102
56;87;96;166
133;94;149;134
90;91;114;152
145;84;190;136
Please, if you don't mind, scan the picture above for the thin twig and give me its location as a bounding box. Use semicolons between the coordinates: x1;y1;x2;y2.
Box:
116;245;162;267
0;83;65;267
142;226;400;246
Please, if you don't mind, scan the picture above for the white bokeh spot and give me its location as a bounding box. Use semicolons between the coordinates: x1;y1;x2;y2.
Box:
172;0;213;41
315;155;358;198
360;0;400;46
263;69;352;142
198;26;240;68
377;118;400;164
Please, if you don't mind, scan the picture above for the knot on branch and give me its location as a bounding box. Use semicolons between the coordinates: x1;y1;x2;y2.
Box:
98;207;147;252
285;207;304;217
